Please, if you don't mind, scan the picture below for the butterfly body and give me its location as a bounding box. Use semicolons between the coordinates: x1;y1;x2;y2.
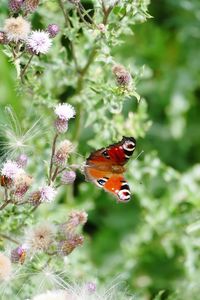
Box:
84;137;136;202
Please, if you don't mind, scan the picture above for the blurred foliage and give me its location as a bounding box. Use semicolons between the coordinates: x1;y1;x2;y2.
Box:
0;0;200;299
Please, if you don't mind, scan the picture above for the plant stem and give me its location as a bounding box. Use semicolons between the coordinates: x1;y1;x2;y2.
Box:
58;0;80;71
49;133;59;184
0;234;20;245
20;54;34;83
0;199;12;211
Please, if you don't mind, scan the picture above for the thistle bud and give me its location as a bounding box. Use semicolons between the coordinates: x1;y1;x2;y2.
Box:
60;210;88;236
54;118;68;133
47;24;60;38
11;245;27;264
23;0;39;13
53;140;74;166
58;235;84;256
9;0;24;13
112;64;131;87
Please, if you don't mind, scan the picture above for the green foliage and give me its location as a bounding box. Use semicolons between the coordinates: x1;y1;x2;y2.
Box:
0;0;200;299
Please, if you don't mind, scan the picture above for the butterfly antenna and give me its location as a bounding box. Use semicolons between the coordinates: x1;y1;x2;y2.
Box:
134;150;144;161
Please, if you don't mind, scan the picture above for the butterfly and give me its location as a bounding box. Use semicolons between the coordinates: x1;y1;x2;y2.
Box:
84;136;136;202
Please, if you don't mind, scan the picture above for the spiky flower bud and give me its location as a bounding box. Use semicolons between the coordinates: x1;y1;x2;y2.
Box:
11;245;27;264
9;0;24;13
58;235;84;256
54;118;68;133
23;0;39;13
53;140;74;166
13;173;32;198
61;170;76;185
112;64;131;87
47;24;60;38
61;210;88;236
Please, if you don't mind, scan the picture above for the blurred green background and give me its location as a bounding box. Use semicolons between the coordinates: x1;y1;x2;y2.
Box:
0;0;200;299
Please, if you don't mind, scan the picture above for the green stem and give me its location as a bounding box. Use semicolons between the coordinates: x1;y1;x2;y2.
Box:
49;133;59;185
20;54;34;83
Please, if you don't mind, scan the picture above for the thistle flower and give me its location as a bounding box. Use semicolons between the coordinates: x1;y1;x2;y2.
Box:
0;253;12;281
9;0;24;13
61;210;88;236
32;290;72;300
4;16;31;43
1;160;22;179
53;140;74;166
40;185;57;203
58;235;84;256
11;245;27;264
54;103;76;121
16;154;28;168
27;30;52;55
25;223;55;253
61;170;76;185
112;64;132;87
47;24;60;38
13;172;32;198
23;0;39;13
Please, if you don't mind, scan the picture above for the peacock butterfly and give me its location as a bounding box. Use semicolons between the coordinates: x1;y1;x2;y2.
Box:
84;136;136;202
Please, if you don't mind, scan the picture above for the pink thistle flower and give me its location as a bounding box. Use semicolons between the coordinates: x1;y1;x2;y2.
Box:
53;140;74;166
40;185;57;203
47;24;60;38
1;160;22;179
27;30;52;55
61;170;76;184
54;103;76;121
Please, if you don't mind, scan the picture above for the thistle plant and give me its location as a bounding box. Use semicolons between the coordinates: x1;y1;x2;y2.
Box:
1;0;199;299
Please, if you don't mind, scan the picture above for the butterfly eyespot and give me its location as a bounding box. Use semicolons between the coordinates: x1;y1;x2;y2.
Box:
118;189;131;202
96;178;108;187
102;150;110;159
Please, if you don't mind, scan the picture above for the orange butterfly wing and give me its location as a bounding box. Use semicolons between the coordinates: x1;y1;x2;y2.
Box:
84;137;136;202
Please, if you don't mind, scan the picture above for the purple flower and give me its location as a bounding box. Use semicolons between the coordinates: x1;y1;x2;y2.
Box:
27;30;52;55
61;170;76;184
1;160;22;179
54;103;76;121
47;24;60;38
40;185;57;202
